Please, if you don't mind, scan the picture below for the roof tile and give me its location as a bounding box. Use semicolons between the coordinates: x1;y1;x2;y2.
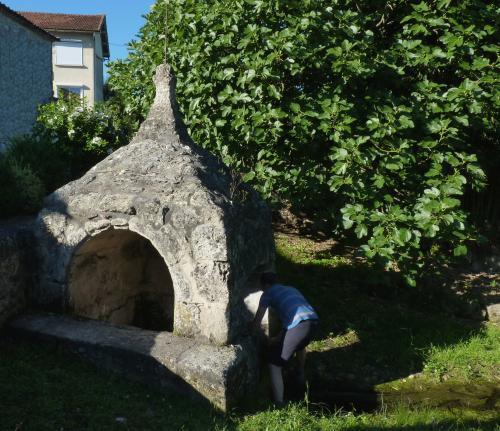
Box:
19;11;105;32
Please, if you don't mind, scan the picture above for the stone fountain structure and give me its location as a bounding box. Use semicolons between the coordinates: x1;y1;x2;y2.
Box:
11;64;275;410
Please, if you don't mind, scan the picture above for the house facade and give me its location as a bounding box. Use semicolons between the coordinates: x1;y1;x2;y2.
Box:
20;12;110;106
0;3;55;151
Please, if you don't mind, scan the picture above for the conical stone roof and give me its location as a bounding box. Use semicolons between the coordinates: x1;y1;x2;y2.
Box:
35;64;275;345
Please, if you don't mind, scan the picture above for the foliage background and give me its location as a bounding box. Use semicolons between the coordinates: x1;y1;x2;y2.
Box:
107;0;499;284
0;96;131;218
0;1;496;284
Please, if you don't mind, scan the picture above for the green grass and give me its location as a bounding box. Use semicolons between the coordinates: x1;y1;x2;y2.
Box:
0;231;499;430
0;339;224;431
239;403;500;431
0;339;498;431
274;233;500;388
423;324;500;381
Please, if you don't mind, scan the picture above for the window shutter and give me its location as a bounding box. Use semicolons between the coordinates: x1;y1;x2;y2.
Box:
55;41;83;66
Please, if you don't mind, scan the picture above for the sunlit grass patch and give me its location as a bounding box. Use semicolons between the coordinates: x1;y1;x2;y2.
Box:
237;401;500;431
424;324;500;381
309;329;360;352
275;233;351;268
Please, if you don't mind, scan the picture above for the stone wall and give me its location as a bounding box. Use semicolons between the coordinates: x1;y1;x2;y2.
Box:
0;219;35;328
0;12;53;151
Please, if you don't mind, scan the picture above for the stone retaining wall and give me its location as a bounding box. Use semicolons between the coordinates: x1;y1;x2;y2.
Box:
0;219;36;327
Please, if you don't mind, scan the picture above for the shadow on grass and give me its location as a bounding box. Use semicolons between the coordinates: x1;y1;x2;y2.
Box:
274;242;489;413
1;332;498;431
0;334;225;431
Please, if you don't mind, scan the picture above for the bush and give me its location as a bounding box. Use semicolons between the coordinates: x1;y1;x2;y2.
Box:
34;95;130;180
7;134;72;193
109;0;499;284
2;97;133;215
1;95;134;219
0;156;45;218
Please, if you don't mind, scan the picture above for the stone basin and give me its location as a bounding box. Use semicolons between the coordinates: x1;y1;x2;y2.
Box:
9;313;258;411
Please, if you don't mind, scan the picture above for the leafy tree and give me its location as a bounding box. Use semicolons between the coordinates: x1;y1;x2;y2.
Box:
108;0;499;284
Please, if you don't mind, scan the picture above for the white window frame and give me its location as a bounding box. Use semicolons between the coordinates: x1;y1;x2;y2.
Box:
55;39;84;67
57;85;84;99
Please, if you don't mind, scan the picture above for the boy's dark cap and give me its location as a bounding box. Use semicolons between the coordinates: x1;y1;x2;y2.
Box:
260;272;278;286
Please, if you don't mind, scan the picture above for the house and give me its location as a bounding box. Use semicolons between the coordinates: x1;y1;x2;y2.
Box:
20;11;110;106
0;2;55;151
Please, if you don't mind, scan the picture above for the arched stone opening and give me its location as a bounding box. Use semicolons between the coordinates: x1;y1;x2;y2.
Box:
67;229;174;331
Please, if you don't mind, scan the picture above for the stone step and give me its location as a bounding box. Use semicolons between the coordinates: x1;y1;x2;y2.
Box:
8;313;254;411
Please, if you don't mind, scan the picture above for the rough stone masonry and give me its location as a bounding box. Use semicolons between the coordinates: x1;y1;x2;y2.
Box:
29;64;275;409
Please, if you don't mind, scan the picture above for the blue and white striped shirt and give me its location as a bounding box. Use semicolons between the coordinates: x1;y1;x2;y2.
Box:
259;284;319;330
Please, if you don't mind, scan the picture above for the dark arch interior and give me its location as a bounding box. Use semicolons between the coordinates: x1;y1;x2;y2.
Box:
67;229;174;331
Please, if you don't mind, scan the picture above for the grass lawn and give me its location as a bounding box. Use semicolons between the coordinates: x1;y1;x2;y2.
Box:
0;231;498;430
274;232;499;384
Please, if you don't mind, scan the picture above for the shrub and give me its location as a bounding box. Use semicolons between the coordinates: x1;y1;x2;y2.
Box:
0;156;45;217
1;95;134;219
108;0;499;284
34;95;129;179
7;134;72;193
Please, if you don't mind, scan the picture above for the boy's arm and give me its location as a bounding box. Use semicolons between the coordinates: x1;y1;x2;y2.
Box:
251;305;267;332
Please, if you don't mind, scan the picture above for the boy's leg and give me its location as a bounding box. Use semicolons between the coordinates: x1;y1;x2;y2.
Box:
297;348;306;370
268;321;318;403
296;348;306;384
287;321;318;385
268;330;287;405
269;364;284;404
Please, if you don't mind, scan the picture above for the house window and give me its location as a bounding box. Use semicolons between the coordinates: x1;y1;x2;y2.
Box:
57;86;83;100
55;40;83;66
